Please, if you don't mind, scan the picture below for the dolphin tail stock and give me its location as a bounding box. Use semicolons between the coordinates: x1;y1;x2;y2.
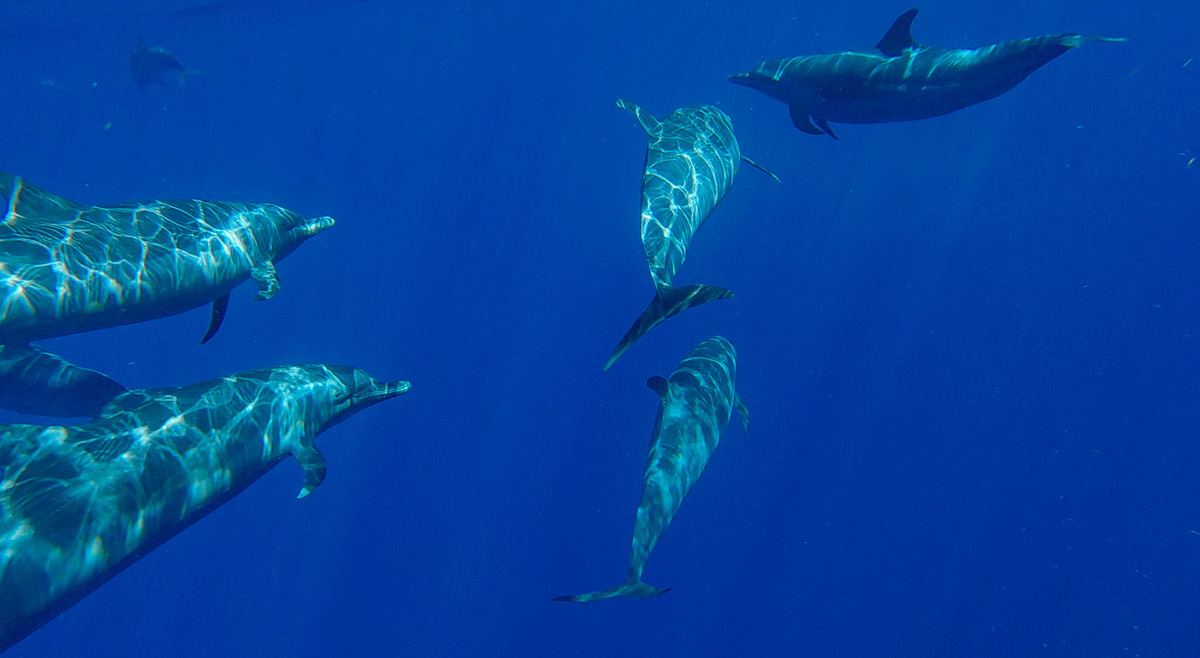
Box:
552;578;671;603
604;284;734;371
740;156;782;183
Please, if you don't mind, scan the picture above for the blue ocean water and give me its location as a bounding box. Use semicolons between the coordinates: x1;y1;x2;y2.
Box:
1;0;1198;655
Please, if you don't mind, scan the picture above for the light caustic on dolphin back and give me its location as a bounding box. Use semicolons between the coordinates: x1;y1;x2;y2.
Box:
604;101;777;371
0;364;411;652
556;336;749;602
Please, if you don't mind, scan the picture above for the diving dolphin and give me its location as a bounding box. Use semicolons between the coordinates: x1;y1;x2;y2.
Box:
0;344;125;418
605;100;777;371
728;9;1125;139
130;36;187;92
555;336;749;602
0;363;411;652
0;171;334;346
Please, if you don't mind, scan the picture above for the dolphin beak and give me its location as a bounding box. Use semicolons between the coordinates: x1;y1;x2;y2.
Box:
299;215;336;237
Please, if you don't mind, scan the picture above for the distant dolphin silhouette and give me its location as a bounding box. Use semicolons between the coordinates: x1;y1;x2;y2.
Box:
0;363;411;652
0;171;334;346
605;100;777;371
555;336;748;602
0;344;125;418
729;9;1125;138
130;36;187;92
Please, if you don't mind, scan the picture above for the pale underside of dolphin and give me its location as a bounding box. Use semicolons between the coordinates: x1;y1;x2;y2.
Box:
556;336;749;602
728;8;1125;139
604;101;778;371
0;171;334;346
0;364;411;652
0;344;125;418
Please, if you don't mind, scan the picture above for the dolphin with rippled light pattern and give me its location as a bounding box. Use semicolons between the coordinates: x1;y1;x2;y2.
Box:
0;363;411;652
605;101;777;371
556;336;748;602
729;9;1124;139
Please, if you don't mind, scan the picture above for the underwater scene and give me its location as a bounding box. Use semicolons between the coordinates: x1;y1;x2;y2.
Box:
0;0;1197;655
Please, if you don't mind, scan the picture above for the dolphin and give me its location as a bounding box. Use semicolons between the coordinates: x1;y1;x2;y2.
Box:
605;100;777;371
0;171;334;346
728;9;1125;138
130;36;188;92
0;363;411;652
555;336;749;602
0;344;125;418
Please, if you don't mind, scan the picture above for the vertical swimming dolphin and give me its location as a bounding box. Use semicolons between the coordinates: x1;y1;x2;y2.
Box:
0;171;334;345
0;364;411;652
605;101;777;371
728;9;1125;138
555;337;749;601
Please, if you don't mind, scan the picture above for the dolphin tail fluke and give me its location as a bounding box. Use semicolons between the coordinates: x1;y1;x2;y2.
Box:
552;579;671;603
604;284;734;371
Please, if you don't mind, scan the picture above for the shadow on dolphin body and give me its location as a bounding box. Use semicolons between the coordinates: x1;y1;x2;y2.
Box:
729;8;1125;139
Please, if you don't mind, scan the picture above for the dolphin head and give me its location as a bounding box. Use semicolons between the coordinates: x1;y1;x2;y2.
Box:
254;205;335;261
312;364;412;430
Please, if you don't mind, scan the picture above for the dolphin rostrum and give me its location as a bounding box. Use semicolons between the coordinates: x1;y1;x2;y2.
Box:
556;336;749;602
605;101;777;370
729;9;1125;138
0;364;411;652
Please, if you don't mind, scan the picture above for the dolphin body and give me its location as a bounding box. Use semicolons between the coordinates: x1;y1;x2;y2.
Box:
605;101;777;370
728;9;1125;139
556;336;749;602
130;36;187;92
0;363;411;652
0;344;125;418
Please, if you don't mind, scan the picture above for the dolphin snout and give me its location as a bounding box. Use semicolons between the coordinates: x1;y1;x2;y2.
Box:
299;215;336;237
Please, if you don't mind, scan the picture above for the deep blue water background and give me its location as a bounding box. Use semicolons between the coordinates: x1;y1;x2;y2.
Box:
2;0;1199;655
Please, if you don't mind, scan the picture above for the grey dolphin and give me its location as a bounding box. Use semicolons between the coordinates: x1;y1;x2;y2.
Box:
130;36;187;92
0;171;333;345
729;9;1125;139
0;344;125;418
0;363;411;652
556;336;749;602
605;101;777;371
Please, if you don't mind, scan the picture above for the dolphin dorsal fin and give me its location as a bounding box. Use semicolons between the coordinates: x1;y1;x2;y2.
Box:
646;376;669;398
875;8;920;57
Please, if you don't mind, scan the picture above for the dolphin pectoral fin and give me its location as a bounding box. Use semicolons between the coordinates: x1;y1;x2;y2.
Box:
740;156;782;182
604;285;734;371
616;98;663;135
251;262;281;301
735;394;750;434
552;579;671;603
293;440;327;499
199;294;230;345
875;8;920;57
812;116;838;140
789;106;826;137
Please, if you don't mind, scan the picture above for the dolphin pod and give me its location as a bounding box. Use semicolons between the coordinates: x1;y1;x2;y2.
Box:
729;8;1125;138
0;364;411;652
605;100;777;371
0;171;334;417
556;337;748;602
